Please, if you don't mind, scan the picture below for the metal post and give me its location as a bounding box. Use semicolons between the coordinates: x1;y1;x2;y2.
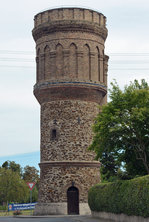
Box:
30;190;32;203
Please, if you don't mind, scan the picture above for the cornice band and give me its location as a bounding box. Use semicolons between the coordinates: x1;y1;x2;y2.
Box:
39;161;100;168
32;20;107;41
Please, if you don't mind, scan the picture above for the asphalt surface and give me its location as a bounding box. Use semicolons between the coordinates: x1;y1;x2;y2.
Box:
0;215;114;222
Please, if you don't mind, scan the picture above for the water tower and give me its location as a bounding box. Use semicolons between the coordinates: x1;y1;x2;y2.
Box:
32;7;108;215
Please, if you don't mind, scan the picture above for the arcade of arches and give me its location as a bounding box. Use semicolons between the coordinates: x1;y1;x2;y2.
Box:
36;43;108;84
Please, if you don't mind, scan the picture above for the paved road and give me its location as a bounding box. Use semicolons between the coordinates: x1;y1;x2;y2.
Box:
0;215;114;222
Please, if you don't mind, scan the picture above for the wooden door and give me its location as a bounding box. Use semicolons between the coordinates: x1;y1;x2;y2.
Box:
67;186;79;215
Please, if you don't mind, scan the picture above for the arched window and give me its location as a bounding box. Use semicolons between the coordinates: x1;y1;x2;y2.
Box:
83;44;91;80
44;45;50;80
36;48;40;82
96;47;100;81
56;44;64;77
69;43;77;78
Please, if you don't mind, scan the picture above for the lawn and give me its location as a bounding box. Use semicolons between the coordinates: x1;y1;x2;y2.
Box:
0;210;34;216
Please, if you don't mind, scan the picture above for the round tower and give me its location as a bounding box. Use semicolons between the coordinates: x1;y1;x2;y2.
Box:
32;7;108;215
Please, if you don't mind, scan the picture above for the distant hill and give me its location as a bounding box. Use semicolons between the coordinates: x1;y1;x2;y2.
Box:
0;151;40;171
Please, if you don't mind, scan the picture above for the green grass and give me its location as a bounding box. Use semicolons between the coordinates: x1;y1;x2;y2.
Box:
0;210;34;216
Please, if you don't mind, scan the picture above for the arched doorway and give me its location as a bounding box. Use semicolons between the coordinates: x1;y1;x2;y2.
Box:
67;186;79;215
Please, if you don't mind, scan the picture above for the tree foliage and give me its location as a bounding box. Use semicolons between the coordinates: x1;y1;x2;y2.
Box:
0;168;28;204
23;165;39;183
2;161;22;176
0;161;39;205
89;79;149;180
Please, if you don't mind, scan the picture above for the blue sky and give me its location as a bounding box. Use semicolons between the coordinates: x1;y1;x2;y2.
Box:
0;0;149;165
0;151;40;171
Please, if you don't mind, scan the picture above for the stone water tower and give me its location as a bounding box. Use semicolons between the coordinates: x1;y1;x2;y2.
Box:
32;7;108;215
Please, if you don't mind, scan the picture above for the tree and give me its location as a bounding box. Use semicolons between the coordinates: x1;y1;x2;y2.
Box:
2;161;22;176
0;168;28;204
0;162;39;204
23;165;39;183
99;152;120;182
22;166;39;202
89;79;149;180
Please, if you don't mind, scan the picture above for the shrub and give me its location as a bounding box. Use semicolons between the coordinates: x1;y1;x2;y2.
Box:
0;205;7;211
13;210;22;215
88;175;149;218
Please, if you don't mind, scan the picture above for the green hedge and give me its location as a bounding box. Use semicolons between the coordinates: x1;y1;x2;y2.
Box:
88;175;149;218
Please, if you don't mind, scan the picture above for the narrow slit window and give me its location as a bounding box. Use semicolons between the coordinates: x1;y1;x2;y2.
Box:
52;129;57;139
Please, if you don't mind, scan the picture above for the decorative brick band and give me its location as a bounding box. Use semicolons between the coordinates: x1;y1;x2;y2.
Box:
34;83;106;104
39;161;100;168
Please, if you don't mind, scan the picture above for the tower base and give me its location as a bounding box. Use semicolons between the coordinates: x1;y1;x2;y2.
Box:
34;202;91;215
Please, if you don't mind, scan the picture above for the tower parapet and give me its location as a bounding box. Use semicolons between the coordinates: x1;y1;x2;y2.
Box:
33;8;107;37
33;7;109;215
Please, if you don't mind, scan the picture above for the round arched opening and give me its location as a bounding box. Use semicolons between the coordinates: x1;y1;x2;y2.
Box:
67;186;79;215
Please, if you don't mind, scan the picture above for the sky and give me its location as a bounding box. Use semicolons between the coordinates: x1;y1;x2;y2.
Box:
0;0;149;164
0;151;40;170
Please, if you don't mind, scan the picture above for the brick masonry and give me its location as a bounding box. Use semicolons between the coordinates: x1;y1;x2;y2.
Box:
32;7;108;215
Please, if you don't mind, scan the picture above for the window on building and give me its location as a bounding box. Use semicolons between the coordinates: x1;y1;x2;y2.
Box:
51;129;57;140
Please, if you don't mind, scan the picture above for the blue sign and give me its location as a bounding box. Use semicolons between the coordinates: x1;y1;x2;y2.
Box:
8;203;37;211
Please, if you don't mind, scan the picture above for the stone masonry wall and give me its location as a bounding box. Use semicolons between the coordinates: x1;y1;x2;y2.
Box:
38;165;100;203
40;100;99;162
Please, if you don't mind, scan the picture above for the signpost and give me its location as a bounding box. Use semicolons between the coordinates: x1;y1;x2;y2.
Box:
27;182;36;203
8;183;37;214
